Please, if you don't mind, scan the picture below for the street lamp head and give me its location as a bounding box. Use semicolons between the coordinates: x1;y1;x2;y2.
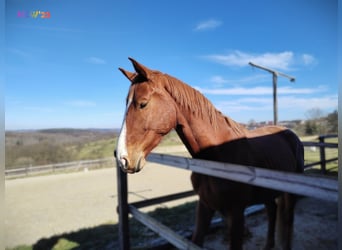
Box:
290;78;295;82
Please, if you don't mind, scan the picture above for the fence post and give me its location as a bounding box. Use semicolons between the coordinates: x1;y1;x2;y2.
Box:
116;159;130;250
318;135;326;174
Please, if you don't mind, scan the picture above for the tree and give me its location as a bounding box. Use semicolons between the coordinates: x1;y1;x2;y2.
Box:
305;107;324;120
304;107;327;135
305;120;318;135
326;110;338;133
247;119;257;129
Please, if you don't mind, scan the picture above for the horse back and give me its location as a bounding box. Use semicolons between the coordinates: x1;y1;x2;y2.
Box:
195;128;303;172
191;128;304;209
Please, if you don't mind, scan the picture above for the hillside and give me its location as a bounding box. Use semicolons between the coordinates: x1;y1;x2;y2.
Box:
5;129;119;169
5;129;118;146
5;129;182;169
6;128;337;173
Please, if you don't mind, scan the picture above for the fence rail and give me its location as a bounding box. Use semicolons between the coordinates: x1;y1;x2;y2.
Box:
302;134;338;174
117;135;338;250
5;158;113;178
147;153;338;202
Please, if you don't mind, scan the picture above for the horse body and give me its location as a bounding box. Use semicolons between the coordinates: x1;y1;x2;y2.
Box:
181;119;303;249
115;58;304;250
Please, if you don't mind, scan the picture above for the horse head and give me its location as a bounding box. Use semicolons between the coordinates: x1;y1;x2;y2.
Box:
115;58;177;173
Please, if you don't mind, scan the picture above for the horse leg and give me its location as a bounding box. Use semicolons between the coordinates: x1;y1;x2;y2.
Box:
191;200;215;246
277;193;296;250
264;200;277;250
229;206;245;250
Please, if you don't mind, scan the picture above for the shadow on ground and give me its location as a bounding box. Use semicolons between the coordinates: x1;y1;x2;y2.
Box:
31;202;197;250
33;224;119;250
24;169;339;250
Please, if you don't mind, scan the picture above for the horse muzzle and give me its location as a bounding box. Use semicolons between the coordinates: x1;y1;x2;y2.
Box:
115;150;146;174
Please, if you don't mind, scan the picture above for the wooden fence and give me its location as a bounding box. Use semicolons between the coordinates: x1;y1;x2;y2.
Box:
5;158;113;178
302;134;338;174
116;136;338;250
5;134;336;179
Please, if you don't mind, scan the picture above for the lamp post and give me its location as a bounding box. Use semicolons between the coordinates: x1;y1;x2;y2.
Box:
249;62;295;125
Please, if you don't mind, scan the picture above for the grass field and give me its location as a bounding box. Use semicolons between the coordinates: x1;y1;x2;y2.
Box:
302;135;338;175
5;129;118;169
6;129;337;174
5;129;185;169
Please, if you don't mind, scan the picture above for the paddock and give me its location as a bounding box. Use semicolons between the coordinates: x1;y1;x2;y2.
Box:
4;137;338;248
116;136;338;250
4;146;194;248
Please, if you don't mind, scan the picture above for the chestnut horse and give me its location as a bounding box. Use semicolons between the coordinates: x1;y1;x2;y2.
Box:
115;58;304;250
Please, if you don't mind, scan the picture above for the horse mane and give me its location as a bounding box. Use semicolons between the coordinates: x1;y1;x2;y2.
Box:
161;73;245;134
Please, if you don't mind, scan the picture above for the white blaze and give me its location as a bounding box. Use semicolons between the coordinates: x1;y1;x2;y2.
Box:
116;100;132;167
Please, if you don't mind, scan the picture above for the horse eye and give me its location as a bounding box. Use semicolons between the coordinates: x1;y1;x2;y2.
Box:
139;102;148;109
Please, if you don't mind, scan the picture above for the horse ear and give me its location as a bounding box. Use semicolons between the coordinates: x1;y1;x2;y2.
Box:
119;68;136;82
128;57;150;79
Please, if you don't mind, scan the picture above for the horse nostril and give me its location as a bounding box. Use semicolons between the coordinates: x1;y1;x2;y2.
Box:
114;150;117;158
120;156;129;170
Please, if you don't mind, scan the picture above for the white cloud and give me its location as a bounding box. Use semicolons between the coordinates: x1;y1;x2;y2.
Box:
210;76;228;84
218;95;337;110
301;54;316;65
210;74;269;85
194;19;222;31
214;94;337;121
279;95;337;110
195;86;324;95
204;50;317;71
85;57;106;65
204;50;293;70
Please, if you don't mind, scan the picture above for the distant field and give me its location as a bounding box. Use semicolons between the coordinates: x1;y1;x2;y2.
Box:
302;135;338;174
5;129;118;169
5;129;337;174
5;129;183;169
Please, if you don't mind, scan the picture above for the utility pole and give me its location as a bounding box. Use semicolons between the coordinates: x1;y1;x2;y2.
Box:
249;62;295;125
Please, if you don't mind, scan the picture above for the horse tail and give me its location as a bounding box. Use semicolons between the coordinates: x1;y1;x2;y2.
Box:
285;129;305;173
277;130;303;249
294;134;305;173
286;130;304;191
277;193;296;250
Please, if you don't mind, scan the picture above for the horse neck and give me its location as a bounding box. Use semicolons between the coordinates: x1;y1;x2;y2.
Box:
177;111;247;156
163;76;247;156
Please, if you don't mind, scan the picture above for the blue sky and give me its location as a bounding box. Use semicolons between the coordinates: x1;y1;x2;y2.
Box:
5;0;338;130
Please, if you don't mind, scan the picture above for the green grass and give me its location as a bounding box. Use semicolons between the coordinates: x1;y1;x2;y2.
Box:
66;130;181;162
5;129;117;169
66;130;182;162
68;138;117;160
301;135;338;175
159;130;183;146
7;247;32;250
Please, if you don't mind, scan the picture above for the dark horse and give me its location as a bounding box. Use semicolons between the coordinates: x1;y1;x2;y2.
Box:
115;58;304;250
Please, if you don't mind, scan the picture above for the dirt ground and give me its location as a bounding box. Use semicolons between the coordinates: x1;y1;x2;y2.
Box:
5;145;338;249
201;197;338;250
5;145;195;248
